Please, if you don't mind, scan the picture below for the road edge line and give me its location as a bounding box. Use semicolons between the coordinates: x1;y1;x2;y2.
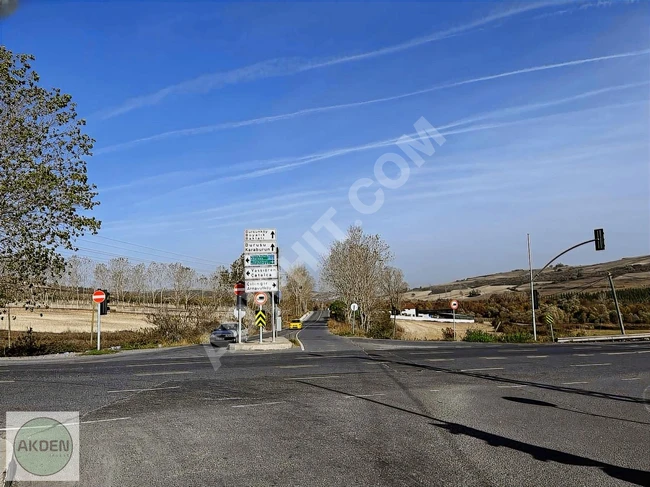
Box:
295;329;305;351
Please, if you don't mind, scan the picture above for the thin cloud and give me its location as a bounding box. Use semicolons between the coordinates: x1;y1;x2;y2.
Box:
97;0;580;120
95;49;650;155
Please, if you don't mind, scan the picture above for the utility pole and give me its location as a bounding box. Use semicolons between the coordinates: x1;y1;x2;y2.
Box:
607;272;625;335
527;234;537;341
7;306;11;348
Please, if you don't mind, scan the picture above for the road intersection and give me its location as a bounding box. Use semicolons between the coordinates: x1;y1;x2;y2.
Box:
1;311;649;486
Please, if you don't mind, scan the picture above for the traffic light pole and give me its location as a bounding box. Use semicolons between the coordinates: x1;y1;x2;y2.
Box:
527;234;537;341
607;272;625;335
271;292;276;343
96;302;101;351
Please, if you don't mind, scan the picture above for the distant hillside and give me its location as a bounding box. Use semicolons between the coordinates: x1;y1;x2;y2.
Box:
407;255;650;301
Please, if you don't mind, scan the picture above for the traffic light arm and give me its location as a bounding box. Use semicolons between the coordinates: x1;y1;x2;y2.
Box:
532;239;594;282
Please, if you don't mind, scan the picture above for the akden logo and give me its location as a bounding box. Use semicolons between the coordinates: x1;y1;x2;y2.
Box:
5;412;80;482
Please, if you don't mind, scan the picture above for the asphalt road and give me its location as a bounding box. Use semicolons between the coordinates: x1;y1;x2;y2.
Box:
1;310;649;486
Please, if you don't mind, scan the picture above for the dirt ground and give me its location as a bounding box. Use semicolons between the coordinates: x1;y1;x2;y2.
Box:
0;307;152;334
396;318;493;341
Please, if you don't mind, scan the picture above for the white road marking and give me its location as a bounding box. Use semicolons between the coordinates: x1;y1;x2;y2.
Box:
232;401;285;408
277;364;316;369
621;378;641;381
107;386;181;393
0;380;15;383
0;416;132;431
134;371;194;376
126;361;202;367
285;375;341;380
498;349;538;352
637;350;650;353
604;351;637;355
209;397;243;401
480;357;508;360
344;393;386;399
497;385;526;388
526;355;548;358
461;367;504;372
573;346;602;349
573;353;595;357
81;417;132;425
295;356;321;360
425;358;455;362
414;351;453;355
363;361;388;365
562;381;589;385
570;363;611;367
430;389;440;392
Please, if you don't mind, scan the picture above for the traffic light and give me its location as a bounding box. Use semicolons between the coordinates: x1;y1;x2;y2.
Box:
100;290;110;315
533;290;540;310
594;228;605;251
274;293;280;305
236;294;247;310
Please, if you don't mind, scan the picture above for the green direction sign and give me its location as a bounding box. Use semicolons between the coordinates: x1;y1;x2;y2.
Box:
245;253;276;266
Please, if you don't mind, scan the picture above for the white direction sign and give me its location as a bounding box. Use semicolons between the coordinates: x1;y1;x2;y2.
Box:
244;241;277;253
245;279;279;293
244;229;277;241
245;266;278;280
244;253;276;267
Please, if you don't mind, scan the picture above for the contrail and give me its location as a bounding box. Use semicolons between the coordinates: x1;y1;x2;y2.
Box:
94;51;650;156
97;0;584;120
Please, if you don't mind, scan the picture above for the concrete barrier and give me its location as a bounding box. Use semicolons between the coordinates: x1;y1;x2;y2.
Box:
300;311;314;322
390;315;475;324
228;336;293;351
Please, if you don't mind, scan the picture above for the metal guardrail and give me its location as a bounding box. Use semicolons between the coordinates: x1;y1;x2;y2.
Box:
557;333;650;343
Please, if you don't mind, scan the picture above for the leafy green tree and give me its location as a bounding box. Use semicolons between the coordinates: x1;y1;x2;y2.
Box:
0;47;100;298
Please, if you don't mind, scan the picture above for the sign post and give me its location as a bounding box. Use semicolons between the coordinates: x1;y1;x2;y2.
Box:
450;299;459;341
350;303;358;334
245;229;279;342
234;282;245;343
93;290;106;350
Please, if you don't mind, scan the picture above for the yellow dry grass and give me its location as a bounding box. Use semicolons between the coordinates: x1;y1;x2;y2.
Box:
0;307;152;333
396;318;493;341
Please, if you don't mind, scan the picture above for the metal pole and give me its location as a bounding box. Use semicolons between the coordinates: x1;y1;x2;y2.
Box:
453;308;456;341
259;306;263;344
527;234;537;341
237;306;242;344
7;306;11;348
352;312;355;335
271;292;276;343
96;302;101;350
90;303;95;347
607;272;625;335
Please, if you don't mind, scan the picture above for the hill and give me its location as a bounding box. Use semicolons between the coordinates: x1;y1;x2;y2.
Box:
406;255;650;302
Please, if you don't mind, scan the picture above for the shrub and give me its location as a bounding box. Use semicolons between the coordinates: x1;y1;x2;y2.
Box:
498;331;534;343
463;329;496;342
2;328;48;356
366;311;394;339
441;327;455;341
468;289;481;297
328;319;354;336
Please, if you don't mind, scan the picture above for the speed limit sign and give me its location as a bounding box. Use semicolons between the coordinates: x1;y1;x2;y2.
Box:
450;300;459;310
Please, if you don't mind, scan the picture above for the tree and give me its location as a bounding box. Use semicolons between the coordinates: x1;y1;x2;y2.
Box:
129;263;146;304
146;262;168;306
0;47;100;298
320;225;393;331
283;264;315;318
209;265;231;308
167;263;196;308
382;266;408;313
108;257;131;303
93;263;109;289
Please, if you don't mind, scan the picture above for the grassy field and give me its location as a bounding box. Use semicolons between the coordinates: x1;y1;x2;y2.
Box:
0;306;153;334
395;318;493;341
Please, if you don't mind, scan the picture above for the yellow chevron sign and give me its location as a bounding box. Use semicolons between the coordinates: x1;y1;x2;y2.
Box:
256;310;267;328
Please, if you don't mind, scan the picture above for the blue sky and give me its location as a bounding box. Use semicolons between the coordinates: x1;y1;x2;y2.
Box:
1;0;649;286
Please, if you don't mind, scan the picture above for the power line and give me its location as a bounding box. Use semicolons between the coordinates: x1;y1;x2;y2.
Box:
75;238;222;268
87;235;229;266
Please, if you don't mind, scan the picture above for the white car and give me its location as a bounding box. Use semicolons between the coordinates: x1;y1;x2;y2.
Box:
209;323;248;346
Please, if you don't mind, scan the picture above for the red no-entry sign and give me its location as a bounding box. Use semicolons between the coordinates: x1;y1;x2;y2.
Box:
234;282;245;296
93;290;106;303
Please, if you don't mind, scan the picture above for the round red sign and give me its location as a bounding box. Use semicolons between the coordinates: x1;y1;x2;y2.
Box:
93;290;106;303
450;299;459;310
234;282;245;296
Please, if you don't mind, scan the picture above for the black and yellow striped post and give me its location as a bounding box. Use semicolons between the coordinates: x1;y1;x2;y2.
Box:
256;309;266;343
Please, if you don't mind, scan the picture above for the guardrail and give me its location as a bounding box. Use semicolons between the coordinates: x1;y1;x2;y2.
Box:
557;333;650;343
300;311;314;322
